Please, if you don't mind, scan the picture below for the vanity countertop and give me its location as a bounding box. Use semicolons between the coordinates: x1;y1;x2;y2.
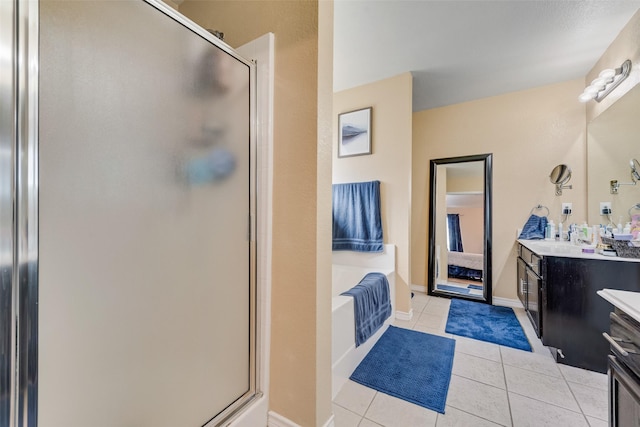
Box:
598;289;640;323
518;239;640;263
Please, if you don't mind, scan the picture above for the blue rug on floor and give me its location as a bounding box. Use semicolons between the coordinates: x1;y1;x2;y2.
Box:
436;284;470;294
349;326;455;413
445;299;532;351
467;284;483;290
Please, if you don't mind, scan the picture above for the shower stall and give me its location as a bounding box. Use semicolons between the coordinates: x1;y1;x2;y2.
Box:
1;1;258;426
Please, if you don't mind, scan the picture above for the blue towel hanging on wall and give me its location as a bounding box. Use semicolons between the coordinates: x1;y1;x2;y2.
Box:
332;180;383;252
518;214;548;240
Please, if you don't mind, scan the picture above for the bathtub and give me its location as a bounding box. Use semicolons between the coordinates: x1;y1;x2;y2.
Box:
332;244;396;399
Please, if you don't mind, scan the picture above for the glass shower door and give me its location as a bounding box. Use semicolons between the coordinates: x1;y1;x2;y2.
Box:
37;1;256;426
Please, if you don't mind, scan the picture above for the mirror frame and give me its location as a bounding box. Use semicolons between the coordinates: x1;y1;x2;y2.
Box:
427;153;493;304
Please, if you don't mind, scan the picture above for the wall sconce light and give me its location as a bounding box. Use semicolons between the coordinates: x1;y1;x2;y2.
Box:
579;59;632;103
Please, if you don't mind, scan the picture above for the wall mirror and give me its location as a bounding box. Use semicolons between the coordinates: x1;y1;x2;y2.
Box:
587;83;640;224
428;153;493;304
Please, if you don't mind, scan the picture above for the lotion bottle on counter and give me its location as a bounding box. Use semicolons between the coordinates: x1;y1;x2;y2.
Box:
557;220;563;241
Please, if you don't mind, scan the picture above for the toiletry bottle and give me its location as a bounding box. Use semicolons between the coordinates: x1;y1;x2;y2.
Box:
582;222;589;241
606;223;614;237
547;220;555;241
618;217;623;234
624;222;631;235
569;224;575;243
557;221;563;241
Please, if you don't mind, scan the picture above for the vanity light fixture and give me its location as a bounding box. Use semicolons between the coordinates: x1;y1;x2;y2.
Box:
579;59;632;103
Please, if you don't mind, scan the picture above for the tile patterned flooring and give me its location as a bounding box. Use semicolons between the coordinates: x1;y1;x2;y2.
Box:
332;292;609;427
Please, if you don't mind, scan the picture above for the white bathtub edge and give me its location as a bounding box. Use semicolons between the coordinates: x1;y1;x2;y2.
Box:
331;316;393;400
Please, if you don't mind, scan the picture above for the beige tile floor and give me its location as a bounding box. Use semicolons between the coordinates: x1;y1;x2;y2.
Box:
332;292;609;427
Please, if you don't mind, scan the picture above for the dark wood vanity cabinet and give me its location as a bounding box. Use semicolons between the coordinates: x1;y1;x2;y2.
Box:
517;243;640;373
517;245;542;338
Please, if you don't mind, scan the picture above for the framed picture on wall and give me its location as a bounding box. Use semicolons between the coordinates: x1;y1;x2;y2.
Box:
338;107;372;158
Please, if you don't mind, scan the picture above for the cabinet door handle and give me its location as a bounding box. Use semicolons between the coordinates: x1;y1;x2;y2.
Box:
603;332;631;356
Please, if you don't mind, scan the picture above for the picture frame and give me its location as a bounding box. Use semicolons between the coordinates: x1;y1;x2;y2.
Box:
338;107;372;158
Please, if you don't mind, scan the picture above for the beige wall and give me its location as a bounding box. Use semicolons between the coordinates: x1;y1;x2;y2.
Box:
448;206;484;254
412;79;587;300
179;1;332;425
316;1;334;425
447;175;484;193
333;73;413;314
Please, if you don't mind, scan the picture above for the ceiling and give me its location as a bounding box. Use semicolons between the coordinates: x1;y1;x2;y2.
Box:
333;1;640;112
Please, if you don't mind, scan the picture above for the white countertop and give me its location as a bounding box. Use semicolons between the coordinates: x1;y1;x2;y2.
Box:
598;289;640;323
518;239;640;263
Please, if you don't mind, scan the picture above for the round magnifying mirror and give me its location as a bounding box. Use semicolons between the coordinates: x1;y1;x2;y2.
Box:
549;164;572;185
630;158;640;181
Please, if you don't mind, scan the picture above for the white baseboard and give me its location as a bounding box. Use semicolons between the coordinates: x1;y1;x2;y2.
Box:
410;284;521;310
268;411;334;427
228;395;268;427
493;296;523;309
322;414;335;427
395;308;413;321
268;411;300;427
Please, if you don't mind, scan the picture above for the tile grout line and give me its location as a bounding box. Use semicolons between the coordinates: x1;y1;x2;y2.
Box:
557;365;605;425
446;375;511;427
332;400;366;421
503;315;602;424
441;403;511;427
499;346;516;427
360;390;378;425
507;389;595;418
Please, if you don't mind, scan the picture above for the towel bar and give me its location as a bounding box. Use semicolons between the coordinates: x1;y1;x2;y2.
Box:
529;204;549;217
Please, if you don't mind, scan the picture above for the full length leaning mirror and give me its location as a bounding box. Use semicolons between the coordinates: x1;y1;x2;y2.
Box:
428;154;493;304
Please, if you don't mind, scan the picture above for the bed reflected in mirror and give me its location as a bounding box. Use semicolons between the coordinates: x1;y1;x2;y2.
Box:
428;154;493;304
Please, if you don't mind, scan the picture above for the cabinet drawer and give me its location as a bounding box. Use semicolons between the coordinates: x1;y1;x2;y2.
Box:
609;310;640;375
519;245;542;277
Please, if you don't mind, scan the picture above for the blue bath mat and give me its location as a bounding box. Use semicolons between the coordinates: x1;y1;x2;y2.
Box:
436;284;470;294
445;299;532;351
349;326;455;413
467;284;483;290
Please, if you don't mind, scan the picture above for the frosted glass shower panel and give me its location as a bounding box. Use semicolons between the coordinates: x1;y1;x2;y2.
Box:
39;1;253;426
